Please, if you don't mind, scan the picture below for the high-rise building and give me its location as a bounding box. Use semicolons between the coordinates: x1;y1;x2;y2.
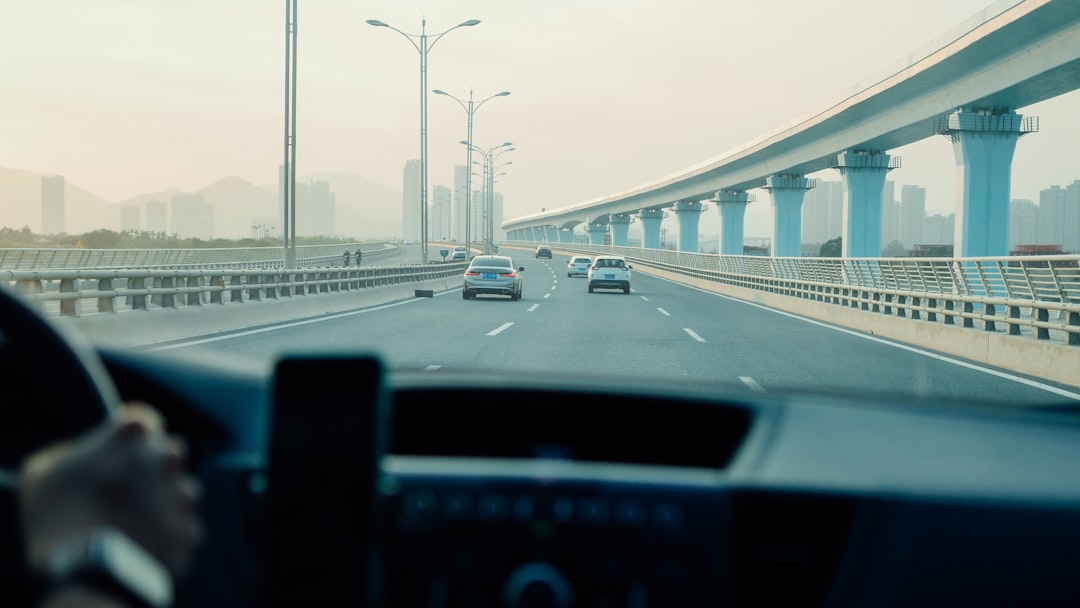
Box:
1063;180;1080;253
170;193;214;239
1010;199;1039;250
120;205;141;232
403;160;421;241
453;165;468;242
41;175;65;235
1037;185;1066;247
924;213;955;245
146;199;167;234
308;180;336;237
431;185;452;241
899;184;926;247
881;180;900;246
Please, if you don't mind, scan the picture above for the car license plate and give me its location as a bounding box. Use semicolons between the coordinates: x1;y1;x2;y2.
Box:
604;273;615;279
482;273;497;279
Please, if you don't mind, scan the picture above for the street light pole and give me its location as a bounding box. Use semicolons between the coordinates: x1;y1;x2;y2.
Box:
282;0;298;268
461;141;513;254
433;89;509;257
367;18;479;264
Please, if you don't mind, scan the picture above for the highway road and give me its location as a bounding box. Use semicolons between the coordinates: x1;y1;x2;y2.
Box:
160;251;1079;407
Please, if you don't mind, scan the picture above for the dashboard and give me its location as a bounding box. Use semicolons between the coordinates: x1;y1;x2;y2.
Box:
95;347;1080;608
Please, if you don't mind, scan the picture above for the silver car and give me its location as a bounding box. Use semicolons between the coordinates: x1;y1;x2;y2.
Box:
463;255;524;300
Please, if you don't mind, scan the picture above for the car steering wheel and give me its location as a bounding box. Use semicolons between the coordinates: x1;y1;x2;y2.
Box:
0;285;118;470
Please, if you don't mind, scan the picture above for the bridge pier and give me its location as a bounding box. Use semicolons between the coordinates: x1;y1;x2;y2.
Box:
559;227;575;243
610;214;632;246
586;222;607;245
674;200;704;252
639;209;664;250
937;107;1037;257
764;175;815;257
544;225;559;242
832;150;899;257
716;190;750;256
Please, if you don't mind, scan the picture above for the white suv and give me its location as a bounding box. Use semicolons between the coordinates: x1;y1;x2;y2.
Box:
587;256;632;294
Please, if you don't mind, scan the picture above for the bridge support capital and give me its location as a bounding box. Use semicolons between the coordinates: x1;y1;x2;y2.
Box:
610;213;632;247
674;200;705;252
831;150;900;258
764;175;816;258
638;208;665;250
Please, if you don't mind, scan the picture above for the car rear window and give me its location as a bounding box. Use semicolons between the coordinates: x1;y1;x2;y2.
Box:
470;257;511;268
572;258;590;264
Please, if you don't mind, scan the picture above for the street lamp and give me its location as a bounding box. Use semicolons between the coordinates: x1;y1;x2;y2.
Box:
367;17;480;264
461;141;514;253
433;89;509;254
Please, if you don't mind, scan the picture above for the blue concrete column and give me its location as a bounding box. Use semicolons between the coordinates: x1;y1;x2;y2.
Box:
938;108;1035;257
716;190;750;256
544;225;559;242
559;227;575;243
833;150;899;257
586;223;607;245
764;175;815;257
532;227;544;243
639;209;664;250
673;200;704;253
610;214;632;246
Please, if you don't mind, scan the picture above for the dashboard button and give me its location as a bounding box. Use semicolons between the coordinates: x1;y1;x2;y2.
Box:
442;492;472;520
553;497;574;523
514;495;535;521
402;490;438;521
614;500;648;526
652;503;685;530
578;499;611;524
477;494;510;520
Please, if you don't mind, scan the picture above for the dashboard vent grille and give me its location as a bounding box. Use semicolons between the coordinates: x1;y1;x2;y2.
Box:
731;491;856;607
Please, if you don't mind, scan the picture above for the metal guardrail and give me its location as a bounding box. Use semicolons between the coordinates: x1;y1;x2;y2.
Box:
4;262;467;316
517;242;1080;346
0;243;394;271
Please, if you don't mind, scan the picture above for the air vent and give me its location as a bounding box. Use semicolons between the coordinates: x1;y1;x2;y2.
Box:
731;491;856;607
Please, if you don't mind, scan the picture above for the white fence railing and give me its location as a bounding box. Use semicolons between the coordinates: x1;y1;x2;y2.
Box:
0;243;392;271
4;262;467;317
517;242;1080;347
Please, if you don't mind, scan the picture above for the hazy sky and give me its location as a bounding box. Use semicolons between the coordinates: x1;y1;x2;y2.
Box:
3;0;1078;238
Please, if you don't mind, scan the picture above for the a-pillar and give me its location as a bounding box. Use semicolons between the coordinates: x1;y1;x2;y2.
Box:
673;200;704;253
559;227;575;243
716;190;751;256
639;209;664;250
544;225;559;242
938;107;1036;257
764;175;815;257
610;214;632;247
832;150;899;257
586;223;607;245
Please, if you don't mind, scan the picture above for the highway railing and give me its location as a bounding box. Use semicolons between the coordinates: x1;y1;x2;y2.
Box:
4;261;467;317
519;242;1080;347
0;242;393;271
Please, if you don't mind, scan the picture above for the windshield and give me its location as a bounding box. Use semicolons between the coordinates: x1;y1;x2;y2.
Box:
2;0;1078;408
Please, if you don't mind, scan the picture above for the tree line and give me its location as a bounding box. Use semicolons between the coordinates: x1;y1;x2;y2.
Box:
0;227;366;249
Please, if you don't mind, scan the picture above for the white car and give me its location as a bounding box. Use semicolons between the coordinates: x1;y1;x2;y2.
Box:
567;256;592;277
587;255;632;294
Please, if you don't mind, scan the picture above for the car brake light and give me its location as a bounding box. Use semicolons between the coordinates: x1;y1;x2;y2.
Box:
499;272;516;277
465;271;480;276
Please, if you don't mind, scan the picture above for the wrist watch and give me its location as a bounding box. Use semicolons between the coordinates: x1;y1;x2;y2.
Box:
39;526;173;608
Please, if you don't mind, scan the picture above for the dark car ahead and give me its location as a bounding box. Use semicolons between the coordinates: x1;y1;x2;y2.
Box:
463;255;524;300
535;245;552;258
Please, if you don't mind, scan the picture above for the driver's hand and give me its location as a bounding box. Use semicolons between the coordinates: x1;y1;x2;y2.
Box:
18;403;203;579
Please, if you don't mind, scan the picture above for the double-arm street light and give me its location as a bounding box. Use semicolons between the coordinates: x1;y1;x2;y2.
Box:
461;141;514;253
433;89;509;254
367;17;480;264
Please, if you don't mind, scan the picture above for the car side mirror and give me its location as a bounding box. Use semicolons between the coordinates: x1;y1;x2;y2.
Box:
518;266;525;272
628;265;633;269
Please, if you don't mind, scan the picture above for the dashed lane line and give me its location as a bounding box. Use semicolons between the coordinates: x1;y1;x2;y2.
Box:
527;304;539;312
683;328;707;343
487;322;514;336
657;308;671;317
543;293;551;299
740;376;766;392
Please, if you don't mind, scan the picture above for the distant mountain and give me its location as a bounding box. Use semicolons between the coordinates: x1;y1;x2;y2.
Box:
0;168;403;239
0;167;115;234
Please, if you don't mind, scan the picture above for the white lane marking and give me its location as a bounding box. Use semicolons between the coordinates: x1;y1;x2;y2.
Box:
551;285;557;290
657;308;671;317
640;296;649;302
527;304;539;312
425;365;442;372
553;279;558;284
683;328;706;342
487;322;514;336
148;291;445;351
543;293;551;299
740;376;766;392
650;274;1080;401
